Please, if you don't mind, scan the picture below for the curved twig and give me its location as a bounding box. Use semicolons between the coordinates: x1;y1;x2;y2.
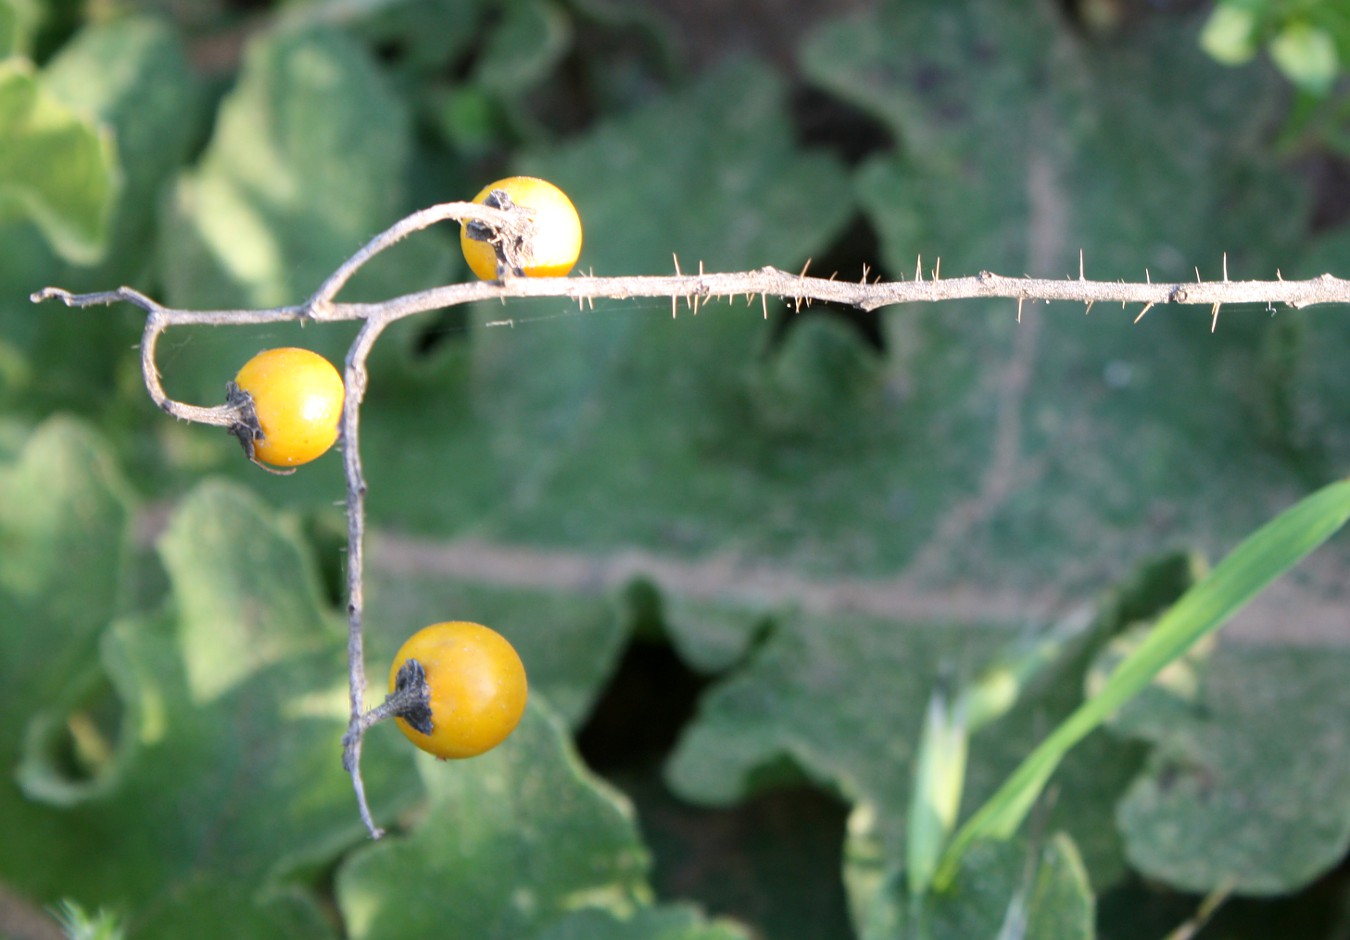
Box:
307;201;522;316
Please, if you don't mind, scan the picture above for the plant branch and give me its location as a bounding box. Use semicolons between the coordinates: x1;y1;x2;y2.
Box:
29;200;1350;841
306;201;521;315
32;199;1350;335
34;265;1350;337
338;311;397;839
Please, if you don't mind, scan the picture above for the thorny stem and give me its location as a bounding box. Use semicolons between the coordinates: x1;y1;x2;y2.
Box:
29;202;1350;840
35;267;1350;334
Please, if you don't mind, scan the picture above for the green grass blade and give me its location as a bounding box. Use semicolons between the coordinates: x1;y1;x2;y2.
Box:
907;680;969;898
934;478;1350;891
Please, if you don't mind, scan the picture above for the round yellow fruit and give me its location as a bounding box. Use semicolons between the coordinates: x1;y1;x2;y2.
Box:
460;176;582;280
232;347;344;467
389;621;528;759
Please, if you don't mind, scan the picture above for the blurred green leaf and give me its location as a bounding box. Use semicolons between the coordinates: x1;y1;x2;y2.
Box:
526;58;852;275
0;57;116;263
1279;229;1350;473
0;439;415;938
664;603;1138;920
536;904;750;940
362;58;858;550
428;84;504;155
1269;21;1339;95
962;608;1099;733
475;0;571;97
0;0;36;56
1200;2;1261;65
638;586;771;675
42;15;201;285
1113;642;1350;894
666;612;994;808
857;835;1094;940
336;0;485;76
0;15;200;423
51;899;126;940
160;23;446;312
0;418;132;767
797;0;1329;603
1084;620;1216;742
666;542;1295;925
809;0;1300;277
936;478;1350;888
906;681;968;899
0;4;15;55
336;697;653;940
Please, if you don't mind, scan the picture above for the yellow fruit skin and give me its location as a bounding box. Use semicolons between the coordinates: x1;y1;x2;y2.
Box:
233;348;344;467
389;621;528;759
460;176;582;280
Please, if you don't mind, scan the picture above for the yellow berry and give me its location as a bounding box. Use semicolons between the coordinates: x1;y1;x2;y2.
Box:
389;621;528;759
232;347;344;468
460;176;582;280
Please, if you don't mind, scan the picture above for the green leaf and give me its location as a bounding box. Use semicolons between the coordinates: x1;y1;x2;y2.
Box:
1276;228;1350;477
0;460;415;939
1200;3;1260;65
0;0;38;57
0;417;132;765
0;4;15;55
797;0;1322;598
961;609;1100;734
0;58;117;263
51;899;126;940
159;23;447;311
810;0;1301;280
666;612;994;809
906;682;968;898
42;15;202;283
935;479;1350;888
0;15;201;419
1113;642;1350;894
536;904;750;940
1084;619;1216;743
1268;21;1339;95
858;835;1094;940
1016;834;1097;940
666;597;1142;927
362;58;857;545
341;0;486;76
652;591;772;675
527;57;853;274
474;0;572;97
336;697;652;940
